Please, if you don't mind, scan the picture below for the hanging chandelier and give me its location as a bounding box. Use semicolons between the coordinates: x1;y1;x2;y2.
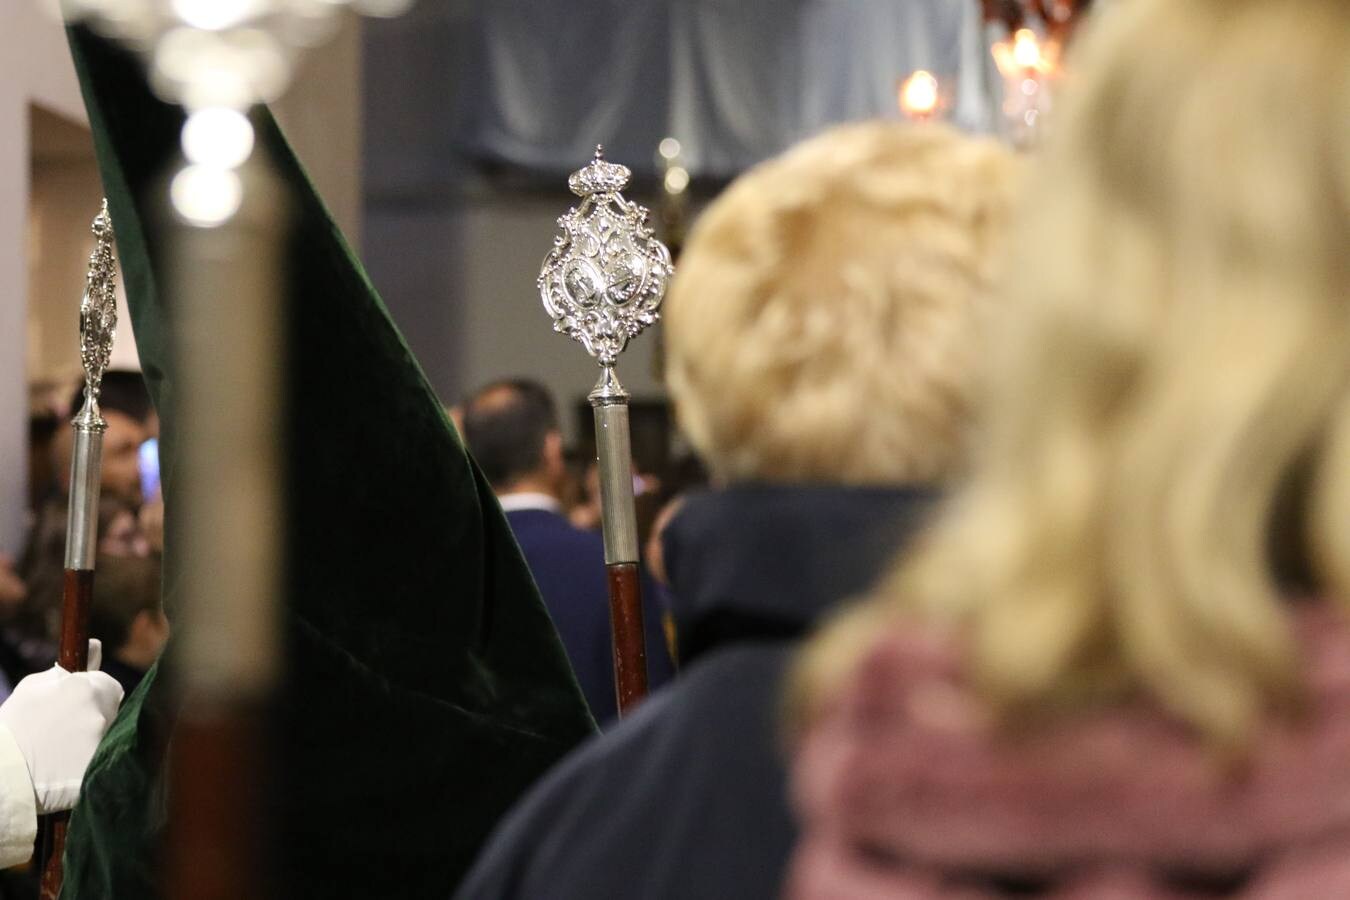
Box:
981;0;1095;147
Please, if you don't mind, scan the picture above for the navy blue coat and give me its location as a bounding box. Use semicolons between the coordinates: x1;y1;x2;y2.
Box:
460;485;937;899
505;507;672;725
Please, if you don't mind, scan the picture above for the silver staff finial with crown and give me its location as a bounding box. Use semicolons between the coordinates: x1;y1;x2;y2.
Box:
536;147;675;713
539;144;673;394
75;199;119;432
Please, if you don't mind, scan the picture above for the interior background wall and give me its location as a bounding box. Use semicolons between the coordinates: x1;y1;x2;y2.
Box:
0;4;89;555
274;14;365;253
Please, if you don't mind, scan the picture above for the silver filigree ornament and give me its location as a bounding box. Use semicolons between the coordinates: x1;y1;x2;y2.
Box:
538;146;673;368
75;199;119;431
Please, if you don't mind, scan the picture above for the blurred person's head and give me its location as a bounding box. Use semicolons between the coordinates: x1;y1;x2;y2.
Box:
568;460;602;531
796;0;1350;752
664;122;1019;486
644;455;710;586
56;370;153;504
28;411;61;508
461;379;566;496
645;495;685;589
89;553;167;672
558;448;589;515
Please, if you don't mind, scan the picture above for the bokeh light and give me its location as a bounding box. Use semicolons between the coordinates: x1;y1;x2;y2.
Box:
182;107;256;168
171;164;244;227
899;70;939;119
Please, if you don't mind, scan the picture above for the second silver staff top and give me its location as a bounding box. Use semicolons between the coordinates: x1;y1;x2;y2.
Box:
538;146;674;377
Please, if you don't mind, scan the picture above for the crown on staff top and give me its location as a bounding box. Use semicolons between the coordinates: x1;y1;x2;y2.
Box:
568;145;632;197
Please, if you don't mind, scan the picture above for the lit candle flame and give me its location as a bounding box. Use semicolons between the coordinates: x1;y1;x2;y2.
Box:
899;70;940;119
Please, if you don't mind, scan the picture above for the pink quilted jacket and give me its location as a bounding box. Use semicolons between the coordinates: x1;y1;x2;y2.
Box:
788;604;1350;899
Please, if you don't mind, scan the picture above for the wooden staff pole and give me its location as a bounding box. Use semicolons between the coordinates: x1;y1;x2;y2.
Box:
40;201;119;900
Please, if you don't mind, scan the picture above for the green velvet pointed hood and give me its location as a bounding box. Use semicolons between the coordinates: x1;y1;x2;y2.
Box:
62;25;595;899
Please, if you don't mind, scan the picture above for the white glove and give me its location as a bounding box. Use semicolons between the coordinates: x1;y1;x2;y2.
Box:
0;639;124;813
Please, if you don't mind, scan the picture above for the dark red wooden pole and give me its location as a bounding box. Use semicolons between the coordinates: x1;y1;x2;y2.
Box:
39;569;95;900
606;563;649;714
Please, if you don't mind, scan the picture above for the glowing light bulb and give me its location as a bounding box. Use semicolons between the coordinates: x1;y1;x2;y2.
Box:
171;164;243;227
182;107;255;168
899;70;940;119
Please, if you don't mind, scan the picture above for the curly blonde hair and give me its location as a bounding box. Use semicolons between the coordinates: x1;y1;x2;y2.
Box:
664;121;1020;485
796;0;1350;750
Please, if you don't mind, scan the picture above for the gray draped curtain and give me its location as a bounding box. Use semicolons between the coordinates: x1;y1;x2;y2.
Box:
449;0;1000;179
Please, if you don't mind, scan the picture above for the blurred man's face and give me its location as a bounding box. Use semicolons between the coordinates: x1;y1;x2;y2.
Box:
100;410;147;503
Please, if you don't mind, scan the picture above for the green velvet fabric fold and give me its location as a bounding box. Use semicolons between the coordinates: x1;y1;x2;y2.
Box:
61;26;596;899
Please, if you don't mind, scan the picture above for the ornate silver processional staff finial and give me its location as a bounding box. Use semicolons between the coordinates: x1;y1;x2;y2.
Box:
539;145;672;385
66;199;119;572
538;146;674;714
44;199;119;900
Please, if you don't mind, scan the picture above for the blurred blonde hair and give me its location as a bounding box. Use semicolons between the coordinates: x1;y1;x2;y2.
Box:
664;121;1019;485
795;0;1350;750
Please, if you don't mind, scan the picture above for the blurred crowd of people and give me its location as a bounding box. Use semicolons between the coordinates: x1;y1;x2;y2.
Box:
450;386;709;715
456;379;680;724
2;370;166;698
